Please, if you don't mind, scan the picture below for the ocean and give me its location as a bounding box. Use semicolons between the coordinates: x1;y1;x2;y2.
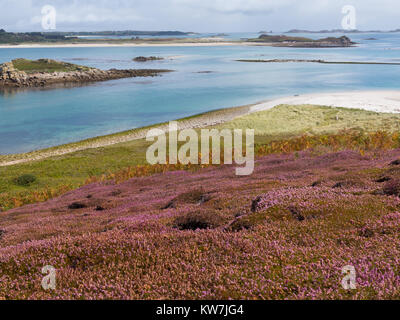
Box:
0;32;399;154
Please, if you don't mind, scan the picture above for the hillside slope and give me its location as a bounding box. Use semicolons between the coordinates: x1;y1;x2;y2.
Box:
2;148;400;299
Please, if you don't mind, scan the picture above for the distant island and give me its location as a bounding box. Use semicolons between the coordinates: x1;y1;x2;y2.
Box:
247;34;355;47
0;29;357;48
286;28;400;34
47;30;193;37
237;58;400;65
0;29;192;44
0;58;171;88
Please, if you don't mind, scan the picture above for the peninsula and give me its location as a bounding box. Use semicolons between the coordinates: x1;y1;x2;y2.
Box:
0;58;171;88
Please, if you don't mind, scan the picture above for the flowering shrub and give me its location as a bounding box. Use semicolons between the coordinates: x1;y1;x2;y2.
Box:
1;147;400;299
2;130;400;212
14;174;37;186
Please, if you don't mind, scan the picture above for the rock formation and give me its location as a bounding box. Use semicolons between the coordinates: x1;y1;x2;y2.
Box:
250;34;356;47
133;56;164;62
0;59;171;88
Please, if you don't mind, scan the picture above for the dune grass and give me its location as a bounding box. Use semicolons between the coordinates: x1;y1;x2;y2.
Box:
217;104;400;144
1;104;400;211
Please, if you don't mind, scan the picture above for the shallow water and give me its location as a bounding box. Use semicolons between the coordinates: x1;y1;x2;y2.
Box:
0;32;399;154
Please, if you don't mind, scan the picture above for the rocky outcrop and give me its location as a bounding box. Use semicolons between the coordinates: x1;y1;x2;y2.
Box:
317;36;354;47
0;60;171;88
0;62;29;83
133;56;164;62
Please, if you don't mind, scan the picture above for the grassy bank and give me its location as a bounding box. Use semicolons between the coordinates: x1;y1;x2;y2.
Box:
1;104;400;211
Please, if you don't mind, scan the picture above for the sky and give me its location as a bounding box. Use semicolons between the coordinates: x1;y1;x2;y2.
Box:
1;0;399;33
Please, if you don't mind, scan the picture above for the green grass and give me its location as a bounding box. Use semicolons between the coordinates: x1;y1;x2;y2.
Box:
216;104;400;144
11;58;92;74
2;103;400;210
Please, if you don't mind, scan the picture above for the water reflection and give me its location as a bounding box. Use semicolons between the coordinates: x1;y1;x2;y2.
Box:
0;81;98;98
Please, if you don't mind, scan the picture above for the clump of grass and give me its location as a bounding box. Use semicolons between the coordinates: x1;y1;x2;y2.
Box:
14;174;37;186
0;184;75;211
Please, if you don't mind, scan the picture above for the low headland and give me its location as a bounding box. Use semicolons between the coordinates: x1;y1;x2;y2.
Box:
0;58;171;87
247;34;356;47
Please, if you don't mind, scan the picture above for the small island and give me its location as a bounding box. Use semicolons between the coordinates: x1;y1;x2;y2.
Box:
133;56;164;62
0;58;171;88
247;34;356;47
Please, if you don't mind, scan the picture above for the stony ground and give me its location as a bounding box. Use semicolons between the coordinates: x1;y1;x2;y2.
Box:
2;148;400;299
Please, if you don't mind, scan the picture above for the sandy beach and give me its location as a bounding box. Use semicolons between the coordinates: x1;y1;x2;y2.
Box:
250;90;400;114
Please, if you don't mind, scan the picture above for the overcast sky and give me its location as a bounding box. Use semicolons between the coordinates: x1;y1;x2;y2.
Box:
1;0;399;32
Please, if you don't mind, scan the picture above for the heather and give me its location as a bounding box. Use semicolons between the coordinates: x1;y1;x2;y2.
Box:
2;148;400;299
2;104;400;211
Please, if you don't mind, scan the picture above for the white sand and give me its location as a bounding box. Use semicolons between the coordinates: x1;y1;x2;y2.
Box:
250;90;400;114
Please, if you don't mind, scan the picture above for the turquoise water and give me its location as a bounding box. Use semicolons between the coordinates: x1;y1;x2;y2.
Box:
0;32;399;154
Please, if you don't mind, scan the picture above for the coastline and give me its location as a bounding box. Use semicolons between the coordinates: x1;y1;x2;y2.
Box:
0;41;252;49
0;105;251;167
1;90;400;166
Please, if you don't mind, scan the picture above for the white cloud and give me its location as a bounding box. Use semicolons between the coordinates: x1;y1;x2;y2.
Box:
1;0;399;32
173;0;293;14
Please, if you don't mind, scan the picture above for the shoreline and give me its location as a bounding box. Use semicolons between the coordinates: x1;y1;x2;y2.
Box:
0;105;251;167
250;90;400;113
1;89;400;166
0;41;253;49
